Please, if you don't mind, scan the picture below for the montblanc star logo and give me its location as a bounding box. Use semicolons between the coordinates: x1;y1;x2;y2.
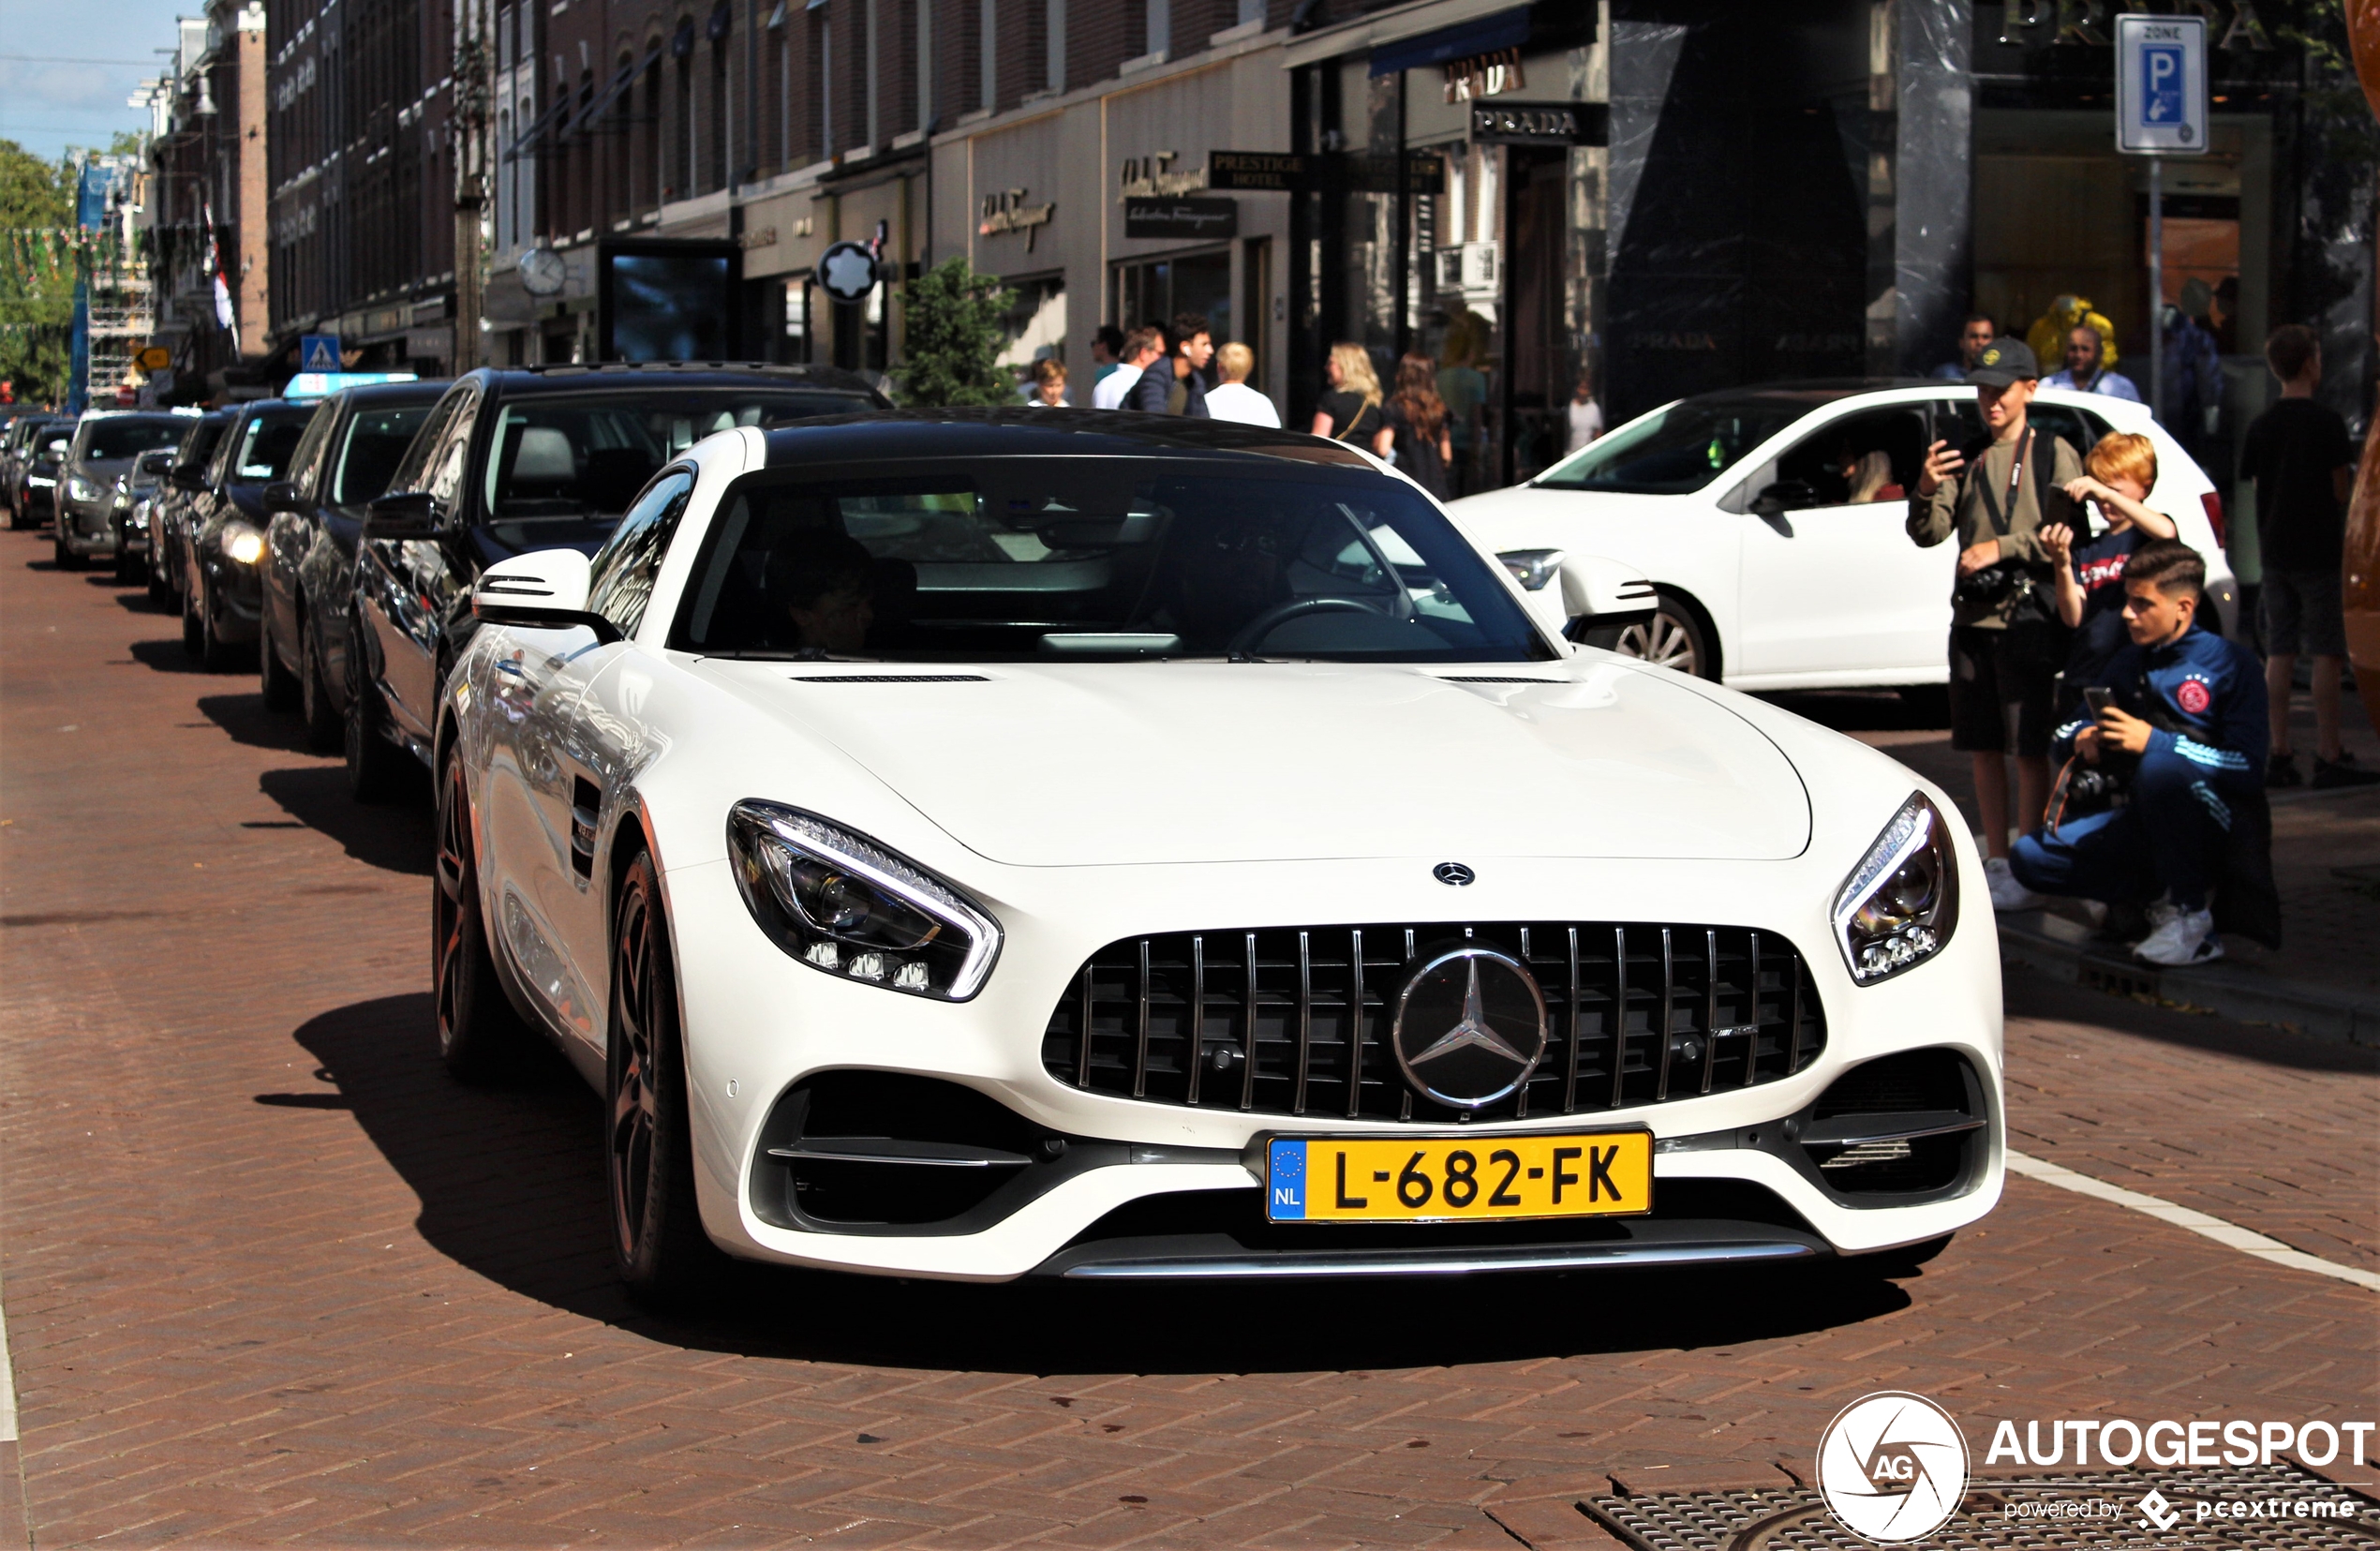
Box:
1408;958;1534;1070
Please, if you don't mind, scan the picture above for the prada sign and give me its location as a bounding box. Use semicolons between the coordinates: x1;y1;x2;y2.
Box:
1468;101;1609;146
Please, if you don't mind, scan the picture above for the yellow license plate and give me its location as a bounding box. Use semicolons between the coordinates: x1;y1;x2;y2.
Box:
1265;1132;1653;1223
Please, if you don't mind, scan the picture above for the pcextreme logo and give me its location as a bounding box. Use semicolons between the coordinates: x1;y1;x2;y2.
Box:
1816;1392;1971;1544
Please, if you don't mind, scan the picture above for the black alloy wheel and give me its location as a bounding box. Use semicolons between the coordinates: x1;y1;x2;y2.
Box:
343;624;409;802
607;851;725;1308
433;751;528;1082
259;607;301;710
52;527;83;570
112;544;142;586
181;574;206;659
196;574;244;672
298;615;341;752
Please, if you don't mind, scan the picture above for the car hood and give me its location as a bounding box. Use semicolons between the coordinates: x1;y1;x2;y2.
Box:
691;659;1810;866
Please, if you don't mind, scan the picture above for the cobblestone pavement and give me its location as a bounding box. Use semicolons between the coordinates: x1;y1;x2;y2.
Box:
3;549;2375;1549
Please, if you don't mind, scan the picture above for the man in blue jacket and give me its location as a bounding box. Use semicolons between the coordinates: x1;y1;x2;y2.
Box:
2011;540;2267;966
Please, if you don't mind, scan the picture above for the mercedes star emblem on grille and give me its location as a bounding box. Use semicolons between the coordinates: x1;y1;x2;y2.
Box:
1432;861;1475;886
1391;946;1549;1108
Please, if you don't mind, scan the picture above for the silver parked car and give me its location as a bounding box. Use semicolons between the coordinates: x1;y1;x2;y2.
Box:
52;410;200;571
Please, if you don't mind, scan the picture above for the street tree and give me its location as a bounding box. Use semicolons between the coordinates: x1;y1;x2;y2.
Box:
0;142;75;406
897;258;1017;408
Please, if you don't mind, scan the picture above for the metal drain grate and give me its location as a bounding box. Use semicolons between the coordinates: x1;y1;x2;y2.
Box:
1586;1463;2379;1551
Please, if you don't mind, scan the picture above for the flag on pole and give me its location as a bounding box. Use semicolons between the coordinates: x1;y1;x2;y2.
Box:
204;199;238;350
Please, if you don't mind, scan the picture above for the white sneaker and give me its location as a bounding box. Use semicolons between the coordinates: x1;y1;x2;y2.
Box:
1985;857;2046;912
2134;906;2223;966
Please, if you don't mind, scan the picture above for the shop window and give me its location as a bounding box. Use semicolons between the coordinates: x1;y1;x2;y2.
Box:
997;276;1066;386
1113;249;1230;348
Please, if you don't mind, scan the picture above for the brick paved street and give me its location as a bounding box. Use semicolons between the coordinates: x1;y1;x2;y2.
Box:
3;540;2375;1549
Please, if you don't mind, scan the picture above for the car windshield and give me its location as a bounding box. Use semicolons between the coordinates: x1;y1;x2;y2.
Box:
1531;395;1815;494
481;390;875;529
674;460;1556;664
230;410;318;481
333;405;432;505
80;416;191;461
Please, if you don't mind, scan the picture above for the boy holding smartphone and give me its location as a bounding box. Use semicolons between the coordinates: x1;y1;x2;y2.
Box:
2010;541;2268;966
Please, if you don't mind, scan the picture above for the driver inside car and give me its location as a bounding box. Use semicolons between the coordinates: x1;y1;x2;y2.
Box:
766;529;879;654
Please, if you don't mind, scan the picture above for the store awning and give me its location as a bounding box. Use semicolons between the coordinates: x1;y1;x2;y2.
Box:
558;43;660;140
505;92;573;160
1367;6;1530;75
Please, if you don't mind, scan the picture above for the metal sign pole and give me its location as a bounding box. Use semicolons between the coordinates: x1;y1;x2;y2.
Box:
2149;156;2164;424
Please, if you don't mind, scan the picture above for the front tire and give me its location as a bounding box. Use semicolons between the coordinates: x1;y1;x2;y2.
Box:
298;615;341;752
181;577;205;659
608;851;728;1308
52;531;83;570
113;547;142;586
433;751;529;1082
1578;590;1716;679
259;608;301;710
197;576;243;672
344;625;409;802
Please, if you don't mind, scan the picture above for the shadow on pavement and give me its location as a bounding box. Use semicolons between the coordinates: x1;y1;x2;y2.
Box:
197;691;311;753
257;765;433;875
292;992;1919;1375
126;637;211;675
2005;967;2380;1076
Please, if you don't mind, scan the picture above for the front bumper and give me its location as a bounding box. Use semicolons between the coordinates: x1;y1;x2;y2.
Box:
625;845;2005;1284
59;499;118;556
201;553;264;641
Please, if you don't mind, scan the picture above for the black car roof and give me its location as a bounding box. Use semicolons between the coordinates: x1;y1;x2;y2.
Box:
759;408;1374;469
322;380;453;410
469;362;886;401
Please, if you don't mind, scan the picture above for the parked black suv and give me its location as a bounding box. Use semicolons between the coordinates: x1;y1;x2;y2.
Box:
256;380;450;748
346;363;887;798
145;409;235;610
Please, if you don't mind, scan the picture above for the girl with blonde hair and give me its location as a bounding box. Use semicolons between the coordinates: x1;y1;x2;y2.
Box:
1310;343;1385;444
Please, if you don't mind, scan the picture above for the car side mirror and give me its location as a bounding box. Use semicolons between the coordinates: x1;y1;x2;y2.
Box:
470;548;623;644
170;466;205;491
364;490;442;539
1749;480;1818;517
263;480;305;515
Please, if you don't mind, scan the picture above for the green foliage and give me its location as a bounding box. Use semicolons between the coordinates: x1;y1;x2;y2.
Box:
0;141;78;406
896;257;1018;409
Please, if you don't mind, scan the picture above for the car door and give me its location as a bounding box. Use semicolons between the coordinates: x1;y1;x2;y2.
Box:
1731;403;1941;682
364;386;480;740
264;399;341;658
486;466;696;1050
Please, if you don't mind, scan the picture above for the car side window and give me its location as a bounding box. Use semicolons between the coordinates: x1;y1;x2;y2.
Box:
385;387;474;499
587;468;696;636
286;401;339;500
1932;398;2107;465
204;415;244;486
1770;408;1927;508
424;393;482;513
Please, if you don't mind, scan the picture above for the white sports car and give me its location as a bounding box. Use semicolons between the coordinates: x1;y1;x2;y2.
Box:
436;410;2003;1303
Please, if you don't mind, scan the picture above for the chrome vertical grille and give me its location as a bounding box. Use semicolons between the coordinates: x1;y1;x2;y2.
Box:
1039;921;1825;1125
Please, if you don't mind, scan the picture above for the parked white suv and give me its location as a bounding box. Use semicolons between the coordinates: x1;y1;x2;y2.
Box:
1450;382;2239;691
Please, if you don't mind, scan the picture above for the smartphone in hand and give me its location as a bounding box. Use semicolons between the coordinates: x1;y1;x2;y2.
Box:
2083;686;2117;718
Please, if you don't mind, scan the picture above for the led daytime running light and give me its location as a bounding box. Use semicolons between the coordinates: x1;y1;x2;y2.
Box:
1832;793;1958;985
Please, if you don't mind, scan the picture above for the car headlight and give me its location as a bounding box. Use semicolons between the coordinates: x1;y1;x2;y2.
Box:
727;800;1002;1001
1498;548;1566;591
67;473;100;503
222;523;266;565
1833;793;1959;984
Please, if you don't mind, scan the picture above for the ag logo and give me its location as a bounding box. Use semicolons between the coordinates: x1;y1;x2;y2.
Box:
2176;677;2211;715
1815;1392;1970;1544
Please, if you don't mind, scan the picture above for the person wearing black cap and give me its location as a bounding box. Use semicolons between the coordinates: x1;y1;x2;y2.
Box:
1908;336;2086;912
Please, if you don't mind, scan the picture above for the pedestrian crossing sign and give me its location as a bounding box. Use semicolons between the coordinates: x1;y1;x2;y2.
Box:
300;335;341;373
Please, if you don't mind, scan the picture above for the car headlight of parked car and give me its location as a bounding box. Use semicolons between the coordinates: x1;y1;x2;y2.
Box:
727;800;1002;1001
221;522;266;565
112;476;132;511
1833;793;1958;985
1498;548;1566;591
67;472;100;503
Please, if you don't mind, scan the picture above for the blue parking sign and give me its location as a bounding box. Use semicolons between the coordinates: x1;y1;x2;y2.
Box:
2141;44;2183;124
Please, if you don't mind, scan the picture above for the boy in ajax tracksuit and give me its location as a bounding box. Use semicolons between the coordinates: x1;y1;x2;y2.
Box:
2010;540;2267;966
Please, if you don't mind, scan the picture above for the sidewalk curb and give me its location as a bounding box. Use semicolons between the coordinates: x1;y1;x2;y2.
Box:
1998;912;2380;1048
